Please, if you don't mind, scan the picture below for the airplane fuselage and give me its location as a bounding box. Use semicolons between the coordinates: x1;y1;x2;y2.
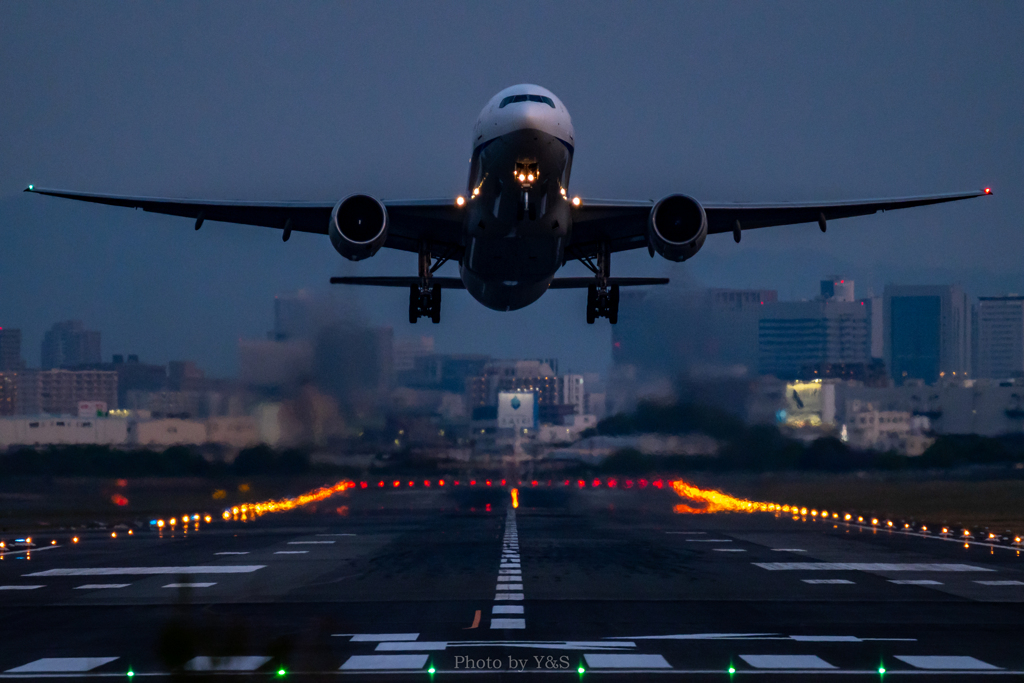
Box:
460;85;576;311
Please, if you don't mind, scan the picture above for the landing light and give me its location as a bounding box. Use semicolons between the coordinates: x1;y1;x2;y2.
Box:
455;196;466;207
518;174;526;182
572;196;581;207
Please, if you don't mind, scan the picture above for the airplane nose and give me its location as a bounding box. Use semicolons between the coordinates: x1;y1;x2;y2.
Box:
504;103;550;131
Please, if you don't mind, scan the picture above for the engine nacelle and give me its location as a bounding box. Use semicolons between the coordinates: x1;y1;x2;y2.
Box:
647;194;707;262
329;194;388;261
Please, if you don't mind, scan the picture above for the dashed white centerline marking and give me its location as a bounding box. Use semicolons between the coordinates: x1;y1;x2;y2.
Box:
274;551;309;555
375;642;447;651
75;584;130;590
895;655;1001;670
340;654;428;670
490;618;526;629
496;583;524;590
497;576;520;582
666;531;706;534
802;579;855;585
0;585;44;590
492;605;524;614
317;533;356;536
215;552;249;555
740;654;836;669
583;654;671;669
495;593;525;600
713;548;747;552
686;539;732;543
5;658;119;673
163;582;216;588
772;548;807;552
791;635;861;642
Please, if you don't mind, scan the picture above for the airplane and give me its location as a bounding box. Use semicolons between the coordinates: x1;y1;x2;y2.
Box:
26;83;991;325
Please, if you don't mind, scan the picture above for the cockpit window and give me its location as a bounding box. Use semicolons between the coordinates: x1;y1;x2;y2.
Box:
499;94;556;108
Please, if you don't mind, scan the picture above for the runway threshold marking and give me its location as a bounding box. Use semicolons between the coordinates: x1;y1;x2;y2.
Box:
375;642;447;651
25;565;264;576
74;584;130;590
754;562;994;572
583;654;671;669
492;605;523;614
803;579;855;585
666;531;706;534
346;634;419;642
163;582;216;588
274;551;308;554
890;579;943;585
5;658;118;673
214;552;249;555
895;656;1001;670
975;580;1024;586
713;548;746;552
0;585;44;590
740;654;836;669
287;540;335;544
340;654;428;670
686;539;733;543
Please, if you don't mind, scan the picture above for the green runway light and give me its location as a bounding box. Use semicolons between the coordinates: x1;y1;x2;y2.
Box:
577;666;585;674
879;666;886;674
126;672;134;678
728;666;736;674
277;669;286;676
428;666;436;673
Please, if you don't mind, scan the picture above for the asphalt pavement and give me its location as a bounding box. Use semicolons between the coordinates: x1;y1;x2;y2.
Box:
1;484;1023;681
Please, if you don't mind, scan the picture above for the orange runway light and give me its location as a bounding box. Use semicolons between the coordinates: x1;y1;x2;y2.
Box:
511;488;519;509
72;537;79;543
670;479;777;514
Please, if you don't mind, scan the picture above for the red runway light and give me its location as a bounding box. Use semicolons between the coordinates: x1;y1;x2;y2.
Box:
639;479;649;488
653;480;664;489
531;480;538;487
501;479;506;486
393;481;400;488
485;503;492;512
470;480;476;486
592;479;601;487
424;480;431;487
625;479;634;489
408;481;414;487
486;480;492;487
439;480;445;487
360;482;368;489
378;481;384;488
454;480;461;486
563;480;570;487
577;480;585;488
608;478;618;488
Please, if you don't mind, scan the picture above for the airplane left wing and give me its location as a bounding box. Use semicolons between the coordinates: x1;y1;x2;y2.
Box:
567;189;991;260
23;187;464;255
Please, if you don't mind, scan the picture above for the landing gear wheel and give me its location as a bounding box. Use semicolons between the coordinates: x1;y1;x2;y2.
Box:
408;285;419;324
586;286;596;324
430;285;442;323
608;285;620;325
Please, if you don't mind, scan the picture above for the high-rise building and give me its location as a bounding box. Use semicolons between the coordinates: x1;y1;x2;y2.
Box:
758;297;873;379
976;295;1024;379
16;369;118;415
0;372;16;415
41;321;101;369
394;336;435;373
821;277;855;302
0;328;24;371
884;285;971;385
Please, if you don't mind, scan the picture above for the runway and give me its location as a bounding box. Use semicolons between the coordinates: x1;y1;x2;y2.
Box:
1;485;1023;680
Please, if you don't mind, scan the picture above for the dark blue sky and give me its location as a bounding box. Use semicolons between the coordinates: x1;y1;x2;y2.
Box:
1;2;1020;376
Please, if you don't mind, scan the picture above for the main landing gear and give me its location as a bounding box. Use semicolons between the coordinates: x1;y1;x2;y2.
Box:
408;250;448;324
580;247;619;324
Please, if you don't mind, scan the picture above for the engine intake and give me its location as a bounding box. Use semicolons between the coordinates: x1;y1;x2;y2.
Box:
647;194;707;262
329;194;388;261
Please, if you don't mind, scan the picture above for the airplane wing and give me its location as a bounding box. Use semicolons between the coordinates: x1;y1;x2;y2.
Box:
567;189;991;260
23;187;464;255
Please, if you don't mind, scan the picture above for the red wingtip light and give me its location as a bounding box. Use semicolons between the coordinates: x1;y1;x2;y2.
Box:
984;187;992;194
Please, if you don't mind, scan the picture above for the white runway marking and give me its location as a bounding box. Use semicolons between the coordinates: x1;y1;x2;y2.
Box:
791;635;861;642
890;579;943;585
0;585;44;590
490;618;526;629
740;654;836;669
499;570;521;576
5;658;118;673
497;576;520;582
974;580;1024;586
26;565;264;576
713;548;747;552
349;633;419;642
772;548;807;552
75;583;130;590
317;533;356;536
802;579;855;585
163;582;216;588
666;531;706;534
375;641;447;651
584;654;671;669
288;540;335;544
274;550;308;554
497;584;524;591
215;552;250;555
340;654;428;670
492;605;524;614
754;562;993;572
686;539;732;543
895;655;1000;670
494;593;525;600
185;656;272;671
612;633;777;641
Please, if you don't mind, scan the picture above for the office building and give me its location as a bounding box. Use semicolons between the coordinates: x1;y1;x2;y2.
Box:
884;285;971;385
0;328;23;371
41;321;101;369
976;295;1024;379
16;369;118;415
758;297;873;379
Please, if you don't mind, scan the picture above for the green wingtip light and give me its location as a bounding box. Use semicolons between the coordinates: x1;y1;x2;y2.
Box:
28;185;33;191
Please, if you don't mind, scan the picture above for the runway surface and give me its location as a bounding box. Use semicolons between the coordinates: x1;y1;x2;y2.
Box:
1;485;1023;680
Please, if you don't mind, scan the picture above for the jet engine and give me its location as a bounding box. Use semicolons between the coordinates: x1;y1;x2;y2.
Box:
329;194;388;261
647;194;707;262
